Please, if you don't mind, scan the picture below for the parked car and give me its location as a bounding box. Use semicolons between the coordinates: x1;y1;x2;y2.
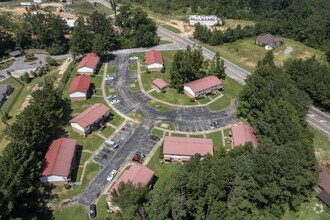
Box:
107;95;117;99
107;170;117;181
132;156;144;163
104;139;118;148
150;135;160;141
105;76;114;80
90;204;97;218
66;58;71;63
208;123;215;130
214;121;220;128
113;100;120;104
135;151;145;158
0;75;6;79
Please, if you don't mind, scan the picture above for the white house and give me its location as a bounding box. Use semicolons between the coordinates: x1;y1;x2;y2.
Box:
189;15;222;26
33;0;43;4
77;53;100;75
184;76;222;98
68;75;91;101
145;50;164;71
69;103;110;135
40;138;77;183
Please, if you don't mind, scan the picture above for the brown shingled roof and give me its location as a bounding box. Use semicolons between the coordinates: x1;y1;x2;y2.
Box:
255;34;283;47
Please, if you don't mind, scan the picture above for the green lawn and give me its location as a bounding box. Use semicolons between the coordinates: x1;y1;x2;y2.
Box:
66;126;105;152
0;59;14;70
54;205;88;220
128;80;141;91
140;50;176;91
101;125;115;138
70;97;107;116
128;64;137;71
151;128;164;138
171;133;187;137
79;152;92;166
105;86;116;97
127;112;143;122
0;77;24;117
150;89;198;106
146;146;181;189
96;194;112;220
160;24;181;33
96;64;105;76
147;100;173;112
94;89;102;95
107;65;116;74
197;96;211;104
108;109;125;127
210;91;221;99
309;126;330;165
160;40;173;45
225;137;232;150
189;134;204;138
222;77;244;99
91;75;103;88
224;128;231;137
156;121;175;130
68;0;112;17
194;36;326;73
207;95;231;111
62;63;79;99
53;162;100;201
206;131;223;152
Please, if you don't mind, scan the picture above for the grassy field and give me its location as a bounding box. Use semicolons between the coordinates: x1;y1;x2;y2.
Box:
54;205;88;220
127;112;143;122
222;77;244;99
189;134;204;138
101;125;115;138
160;24;181;33
146;146;181;189
52;162;100;202
108;109;125;127
128;64;137;71
66;126;104;152
156;121;175;130
107;65;116;74
206;131;223;152
224;128;231;137
197;96;211;104
223;19;255;29
310;126;330;164
151;128;164;138
171;133;188;137
0;59;14;70
147;100;173;112
195;36;326;73
128;80;140;91
150;90;197;106
79;152;92;166
160;40;173;45
207;95;231;111
91;75;103;88
68;0;113;17
96;194;112;220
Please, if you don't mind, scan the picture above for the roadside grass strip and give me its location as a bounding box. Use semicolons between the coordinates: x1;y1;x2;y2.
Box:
156;121;176;130
147;100;173;112
54;205;88;220
151;128;164;138
128;80;141;91
160;24;181;33
128;63;137;71
206;131;224;152
96;194;112;220
101;126;115;138
90;75;103;88
207;95;231;111
108;109;125;127
107;65;116;74
127;112;143;122
189;134;204;138
171;133;188;137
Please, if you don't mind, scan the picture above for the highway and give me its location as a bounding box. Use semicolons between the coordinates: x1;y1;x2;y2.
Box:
90;0;330;137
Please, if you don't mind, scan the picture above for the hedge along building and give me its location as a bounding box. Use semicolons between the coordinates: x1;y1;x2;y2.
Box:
69;103;110;136
145;50;164;72
40;138;77;184
68;75;91;101
184;76;222;98
77;53;100;75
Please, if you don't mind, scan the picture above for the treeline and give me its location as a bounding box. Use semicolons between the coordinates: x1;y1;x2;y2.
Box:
170;45;225;92
108;51;319;219
0;82;71;219
124;0;330;52
0;5;157;58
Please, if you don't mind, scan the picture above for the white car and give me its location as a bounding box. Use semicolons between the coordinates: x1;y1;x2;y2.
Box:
111;100;120;104
66;58;71;63
107;170;117;181
105;76;114;80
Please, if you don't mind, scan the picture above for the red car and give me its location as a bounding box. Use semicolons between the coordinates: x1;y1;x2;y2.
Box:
132;156;144;163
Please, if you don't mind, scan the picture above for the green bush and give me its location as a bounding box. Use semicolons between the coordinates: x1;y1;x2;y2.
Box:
161;89;166;93
20;72;31;83
158;144;164;159
161;68;165;73
199;95;205;100
46;56;58;66
46;43;66;55
64;184;71;189
146;69;151;74
190;98;195;102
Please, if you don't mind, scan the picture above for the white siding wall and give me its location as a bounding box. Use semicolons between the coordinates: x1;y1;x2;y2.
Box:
147;63;163;69
69;91;86;98
71;122;90;132
184;86;195;97
77;67;94;74
40;175;67;182
189;20;219;26
164;154;191;160
265;45;272;50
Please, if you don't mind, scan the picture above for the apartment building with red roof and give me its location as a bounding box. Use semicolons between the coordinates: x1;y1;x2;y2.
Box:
184;76;222;98
163;136;213;162
77;53;100;75
69;103;110;135
68;75;91;101
106;165;154;210
145;50;164;71
152;78;170;90
40;138;77;183
229;124;259;149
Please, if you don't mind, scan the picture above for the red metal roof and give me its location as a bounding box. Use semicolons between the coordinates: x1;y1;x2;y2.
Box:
152;78;170;89
106;165;154;201
231;124;258;149
163;136;213;157
184;76;222;93
164;156;171;161
145;50;164;65
41;138;76;177
77;53;100;69
68;75;91;94
69;103;109;128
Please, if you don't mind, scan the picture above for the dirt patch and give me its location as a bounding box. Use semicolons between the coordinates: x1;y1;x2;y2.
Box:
240;57;248;62
54;60;71;88
246;62;257;68
315;149;330;165
297;51;312;59
151;16;194;37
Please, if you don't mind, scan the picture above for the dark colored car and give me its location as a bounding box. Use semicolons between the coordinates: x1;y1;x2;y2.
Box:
150;135;160;141
214;121;220;128
132;156;144;163
136;151;145;158
90;204;97;218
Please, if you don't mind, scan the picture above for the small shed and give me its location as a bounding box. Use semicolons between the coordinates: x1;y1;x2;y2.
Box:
9;50;21;58
153;78;170;90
